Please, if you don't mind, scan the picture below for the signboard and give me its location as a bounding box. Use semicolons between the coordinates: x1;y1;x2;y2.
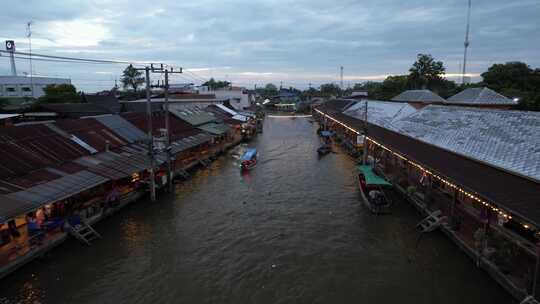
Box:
356;134;365;145
5;40;15;51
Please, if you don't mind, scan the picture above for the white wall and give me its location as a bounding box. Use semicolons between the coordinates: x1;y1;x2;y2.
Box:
0;76;71;98
201;88;251;110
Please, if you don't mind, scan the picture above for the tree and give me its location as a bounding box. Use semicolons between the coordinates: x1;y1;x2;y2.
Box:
379;75;410;100
202;78;231;90
121;65;145;91
481;62;540;111
263;83;278;97
0;97;9;110
408;54;445;90
320;83;342;98
301;87;319;100
481;62;534;92
38;84;81;104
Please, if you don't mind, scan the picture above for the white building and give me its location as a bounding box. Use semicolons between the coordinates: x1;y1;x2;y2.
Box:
199;86;252;110
0;76;71;99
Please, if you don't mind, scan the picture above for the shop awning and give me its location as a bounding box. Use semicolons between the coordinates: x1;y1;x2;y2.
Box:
5;170;108;208
0;195;37;223
357;165;392;186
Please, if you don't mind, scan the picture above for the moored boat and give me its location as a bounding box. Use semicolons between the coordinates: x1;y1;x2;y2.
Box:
357;165;392;214
240;148;258;170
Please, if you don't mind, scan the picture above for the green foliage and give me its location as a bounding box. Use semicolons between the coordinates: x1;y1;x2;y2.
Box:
38;84;82;104
263;83;278;97
121;65;145;91
301;87;319;100
203;78;231;90
319;83;342;97
0;97;9;109
481;62;540;111
408;53;446;90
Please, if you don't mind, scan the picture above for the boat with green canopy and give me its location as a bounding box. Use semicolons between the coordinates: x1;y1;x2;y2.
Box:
357;165;393;214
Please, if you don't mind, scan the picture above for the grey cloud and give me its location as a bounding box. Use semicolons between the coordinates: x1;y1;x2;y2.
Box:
0;0;538;91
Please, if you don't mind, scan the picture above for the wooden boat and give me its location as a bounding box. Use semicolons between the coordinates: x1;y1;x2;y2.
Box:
317;144;332;156
240;148;258;171
357;165;392;214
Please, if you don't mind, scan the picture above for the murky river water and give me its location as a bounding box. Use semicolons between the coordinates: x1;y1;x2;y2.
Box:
0;117;513;303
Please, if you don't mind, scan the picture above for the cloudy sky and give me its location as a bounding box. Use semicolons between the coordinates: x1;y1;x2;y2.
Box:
0;0;539;92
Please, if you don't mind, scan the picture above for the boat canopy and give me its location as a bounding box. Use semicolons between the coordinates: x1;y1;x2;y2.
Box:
320;131;334;137
357;165;392;186
241;148;257;161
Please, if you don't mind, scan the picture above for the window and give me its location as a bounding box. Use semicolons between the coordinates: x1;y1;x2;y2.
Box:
21;87;32;92
6;87;16;92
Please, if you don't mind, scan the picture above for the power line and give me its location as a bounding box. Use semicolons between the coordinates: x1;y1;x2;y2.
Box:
183;70;208;82
0;50;160;66
1;54;123;65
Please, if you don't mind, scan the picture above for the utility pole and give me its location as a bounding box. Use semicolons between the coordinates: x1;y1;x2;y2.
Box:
27;21;34;99
340;66;344;91
145;66;157;201
150;65;183;193
462;0;472;85
132;64;162;202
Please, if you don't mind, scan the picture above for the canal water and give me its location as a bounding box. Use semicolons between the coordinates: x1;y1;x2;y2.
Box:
0;117;513;304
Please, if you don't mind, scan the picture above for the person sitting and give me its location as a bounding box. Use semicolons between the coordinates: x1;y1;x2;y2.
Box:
26;213;44;246
0;224;11;246
369;190;384;206
8;219;20;238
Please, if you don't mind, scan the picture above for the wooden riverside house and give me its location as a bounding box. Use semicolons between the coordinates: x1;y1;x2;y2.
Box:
314;96;540;302
0;103;255;279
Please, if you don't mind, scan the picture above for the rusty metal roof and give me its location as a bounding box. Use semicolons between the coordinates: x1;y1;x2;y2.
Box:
0;124;89;179
51;118;127;152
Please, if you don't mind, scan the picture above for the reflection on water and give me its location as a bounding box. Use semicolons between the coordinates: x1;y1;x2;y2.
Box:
0;117;513;304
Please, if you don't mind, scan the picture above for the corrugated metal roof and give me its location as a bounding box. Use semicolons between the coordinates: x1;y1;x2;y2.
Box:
0;195;37;223
390;105;540;182
38;103;111;118
83;93;121;113
0;124;89;179
169;104;217;126
120;111;199;142
169;133;213;154
0;114;20;120
197;122;230;135
343;100;418;129
6;170;108;207
317;106;540;226
215;104;238;116
446;87;517;105
391;90;446;103
95;115;146;143
51;118;128;152
75;152;142;180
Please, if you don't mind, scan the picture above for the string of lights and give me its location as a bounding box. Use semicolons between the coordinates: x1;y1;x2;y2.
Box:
314;109;534;231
